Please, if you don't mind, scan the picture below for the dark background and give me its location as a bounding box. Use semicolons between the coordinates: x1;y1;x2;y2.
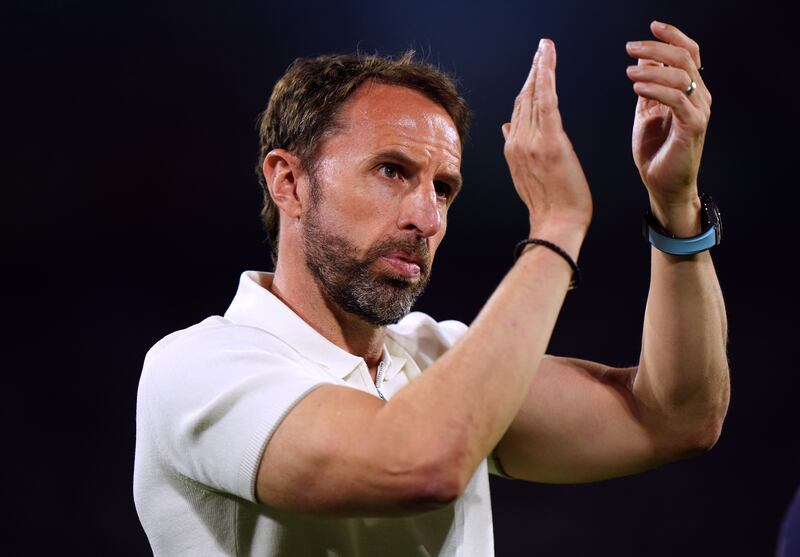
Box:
6;0;798;554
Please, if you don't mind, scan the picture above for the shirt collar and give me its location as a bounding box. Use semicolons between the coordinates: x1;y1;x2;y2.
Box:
381;339;407;383
223;271;365;379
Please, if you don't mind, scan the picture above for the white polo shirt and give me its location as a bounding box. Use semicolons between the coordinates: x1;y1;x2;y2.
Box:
134;270;498;556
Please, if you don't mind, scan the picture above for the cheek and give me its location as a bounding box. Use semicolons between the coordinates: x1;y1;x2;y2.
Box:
429;213;448;255
315;172;401;219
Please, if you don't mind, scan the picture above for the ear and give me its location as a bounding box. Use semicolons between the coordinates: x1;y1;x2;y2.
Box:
262;149;306;220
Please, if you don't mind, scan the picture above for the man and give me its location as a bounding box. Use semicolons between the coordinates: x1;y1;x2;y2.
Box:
134;20;729;556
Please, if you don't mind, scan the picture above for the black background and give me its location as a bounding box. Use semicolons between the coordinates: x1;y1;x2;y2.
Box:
6;0;798;554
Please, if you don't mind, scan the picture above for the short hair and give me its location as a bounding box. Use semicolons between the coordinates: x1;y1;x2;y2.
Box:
255;51;471;264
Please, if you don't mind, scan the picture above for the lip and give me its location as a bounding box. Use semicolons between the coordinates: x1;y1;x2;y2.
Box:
380;251;424;278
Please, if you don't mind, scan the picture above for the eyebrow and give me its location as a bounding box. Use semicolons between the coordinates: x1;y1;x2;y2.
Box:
366;148;463;191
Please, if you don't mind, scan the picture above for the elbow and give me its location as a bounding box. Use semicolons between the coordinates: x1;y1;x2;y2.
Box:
687;381;730;454
390;444;470;510
684;415;724;455
658;369;731;459
665;406;727;459
412;467;465;508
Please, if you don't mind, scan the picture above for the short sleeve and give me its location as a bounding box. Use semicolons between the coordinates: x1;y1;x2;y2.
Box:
386;312;469;371
137;321;334;502
434;319;469;346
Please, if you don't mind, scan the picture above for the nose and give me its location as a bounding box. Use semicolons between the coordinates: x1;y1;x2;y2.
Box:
397;181;443;238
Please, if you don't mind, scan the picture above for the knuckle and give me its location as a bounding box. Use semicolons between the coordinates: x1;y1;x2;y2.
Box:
524;140;541;158
686;111;707;133
681;49;694;68
679;68;692;88
539;138;566;163
505;133;570;166
503;139;524;159
687;118;703;135
690;39;701;57
537;95;559;115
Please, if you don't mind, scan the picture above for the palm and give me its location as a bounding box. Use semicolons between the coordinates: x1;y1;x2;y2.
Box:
632;95;704;199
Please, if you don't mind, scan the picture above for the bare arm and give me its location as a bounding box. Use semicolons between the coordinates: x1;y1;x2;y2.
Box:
631;20;730;454
497;240;729;483
257;38;594;517
497;21;729;482
259;226;583;516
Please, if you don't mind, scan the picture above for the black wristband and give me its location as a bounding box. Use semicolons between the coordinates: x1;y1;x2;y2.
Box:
513;238;581;291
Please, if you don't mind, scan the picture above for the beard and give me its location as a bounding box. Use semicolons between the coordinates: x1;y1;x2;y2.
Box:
301;201;432;327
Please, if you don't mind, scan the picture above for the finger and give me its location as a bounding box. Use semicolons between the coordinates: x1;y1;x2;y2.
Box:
627;64;694;94
626;40;697;76
632;49;710;107
626;39;710;107
632;81;703;126
649;20;701;69
626;64;709;111
521;45;541;91
510;47;542;136
637;57;662;68
533;39;563;135
645;21;709;98
636;54;707;94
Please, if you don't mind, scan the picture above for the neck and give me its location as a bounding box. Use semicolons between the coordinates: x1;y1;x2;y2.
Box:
268;263;386;372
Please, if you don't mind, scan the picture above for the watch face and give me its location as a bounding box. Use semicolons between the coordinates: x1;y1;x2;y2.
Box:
715;206;722;244
701;193;722;244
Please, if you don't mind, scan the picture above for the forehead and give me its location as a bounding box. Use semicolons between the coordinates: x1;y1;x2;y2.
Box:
327;81;462;164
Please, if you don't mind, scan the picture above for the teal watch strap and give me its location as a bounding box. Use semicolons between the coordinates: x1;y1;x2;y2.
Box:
642;193;722;256
644;224;717;255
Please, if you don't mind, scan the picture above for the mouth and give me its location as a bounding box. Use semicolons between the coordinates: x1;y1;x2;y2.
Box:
379;250;425;278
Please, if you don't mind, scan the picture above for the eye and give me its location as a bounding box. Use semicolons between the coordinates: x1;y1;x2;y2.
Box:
434;181;452;200
379;164;401;180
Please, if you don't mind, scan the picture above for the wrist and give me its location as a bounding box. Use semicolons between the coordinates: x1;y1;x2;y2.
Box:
647;192;702;237
527;221;586;263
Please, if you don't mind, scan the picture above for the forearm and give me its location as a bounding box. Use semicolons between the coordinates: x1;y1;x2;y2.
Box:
378;223;586;488
371;37;594;495
634;195;730;445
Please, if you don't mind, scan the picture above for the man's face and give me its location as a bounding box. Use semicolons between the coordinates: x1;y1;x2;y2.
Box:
300;82;463;326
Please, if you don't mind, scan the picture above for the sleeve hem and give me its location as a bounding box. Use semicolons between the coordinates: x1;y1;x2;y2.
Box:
238;381;331;502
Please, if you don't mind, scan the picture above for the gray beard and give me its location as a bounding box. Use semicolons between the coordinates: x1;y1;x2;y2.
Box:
301;209;431;327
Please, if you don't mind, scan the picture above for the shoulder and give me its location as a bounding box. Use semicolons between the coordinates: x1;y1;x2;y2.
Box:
386;311;468;364
140;316;318;399
145;316;306;368
136;316;332;502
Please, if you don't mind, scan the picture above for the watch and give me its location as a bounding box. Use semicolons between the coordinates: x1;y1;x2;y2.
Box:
642;193;722;255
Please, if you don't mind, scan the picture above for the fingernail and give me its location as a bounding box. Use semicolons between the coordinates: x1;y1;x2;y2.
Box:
627;65;641;75
539;38;549;51
627;41;642;51
653;20;667;29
